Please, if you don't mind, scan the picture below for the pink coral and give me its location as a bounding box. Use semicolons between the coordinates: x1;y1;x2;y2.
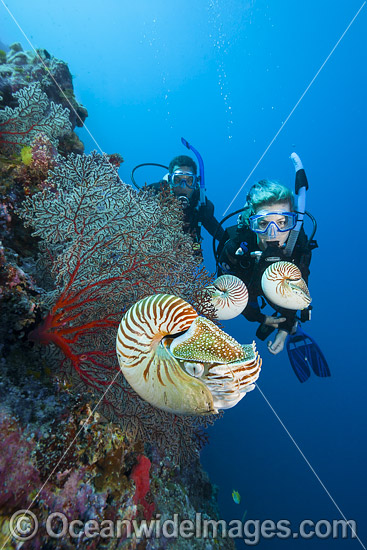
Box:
42;469;107;523
30;133;57;171
0;249;34;303
0;413;41;512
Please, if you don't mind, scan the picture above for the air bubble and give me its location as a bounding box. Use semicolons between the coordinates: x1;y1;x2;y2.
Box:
208;0;234;133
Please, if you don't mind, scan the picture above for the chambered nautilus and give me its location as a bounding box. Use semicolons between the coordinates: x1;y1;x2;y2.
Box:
261;261;311;310
204;275;249;320
116;294;261;415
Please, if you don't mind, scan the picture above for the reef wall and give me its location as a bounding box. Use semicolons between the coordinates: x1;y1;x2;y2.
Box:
0;44;235;549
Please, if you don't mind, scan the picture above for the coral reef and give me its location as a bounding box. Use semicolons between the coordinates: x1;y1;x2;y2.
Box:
0;44;235;550
0;74;80;258
0;402;234;550
0;42;88;135
0;405;137;549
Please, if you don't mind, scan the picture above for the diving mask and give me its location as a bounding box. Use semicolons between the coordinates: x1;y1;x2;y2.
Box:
249;211;297;234
170;170;198;189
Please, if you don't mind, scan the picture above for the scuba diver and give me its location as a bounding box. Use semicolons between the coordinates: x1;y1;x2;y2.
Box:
131;138;224;256
216;153;330;382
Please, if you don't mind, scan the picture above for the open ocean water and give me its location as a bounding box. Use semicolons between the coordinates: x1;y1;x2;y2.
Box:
2;1;366;548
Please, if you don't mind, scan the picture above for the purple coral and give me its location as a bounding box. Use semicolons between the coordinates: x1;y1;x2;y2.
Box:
0;413;41;512
42;469;107;523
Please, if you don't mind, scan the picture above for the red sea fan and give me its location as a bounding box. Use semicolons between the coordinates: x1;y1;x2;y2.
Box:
19;151;212;386
18;151;217;463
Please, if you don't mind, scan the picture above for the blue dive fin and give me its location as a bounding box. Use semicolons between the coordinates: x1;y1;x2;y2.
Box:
286;325;330;383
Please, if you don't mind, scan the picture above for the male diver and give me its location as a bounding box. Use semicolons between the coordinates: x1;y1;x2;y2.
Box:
131;138;224;256
149;154;224;253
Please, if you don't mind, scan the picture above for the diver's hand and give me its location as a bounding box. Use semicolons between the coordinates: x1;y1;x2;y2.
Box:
290;152;303;172
268;329;288;355
264;315;286;328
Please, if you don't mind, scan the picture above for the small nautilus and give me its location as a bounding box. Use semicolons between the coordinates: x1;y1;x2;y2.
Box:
205;275;249;320
116;294;261;415
261;261;311;310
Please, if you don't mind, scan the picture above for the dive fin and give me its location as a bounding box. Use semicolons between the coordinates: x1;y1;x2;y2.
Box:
286;325;330;383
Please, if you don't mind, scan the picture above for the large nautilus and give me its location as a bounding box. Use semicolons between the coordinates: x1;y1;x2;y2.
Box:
116;294;261;415
261;261;311;310
204;275;249;320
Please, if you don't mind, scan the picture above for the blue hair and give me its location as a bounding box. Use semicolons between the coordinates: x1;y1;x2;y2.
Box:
239;179;295;227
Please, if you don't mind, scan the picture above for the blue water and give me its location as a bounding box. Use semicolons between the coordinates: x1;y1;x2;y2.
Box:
2;0;366;547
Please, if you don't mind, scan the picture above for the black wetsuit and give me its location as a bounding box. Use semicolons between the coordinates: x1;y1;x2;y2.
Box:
218;224;313;335
149;181;225;246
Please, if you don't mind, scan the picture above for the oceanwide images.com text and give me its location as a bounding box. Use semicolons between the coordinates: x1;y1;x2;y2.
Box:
9;510;358;545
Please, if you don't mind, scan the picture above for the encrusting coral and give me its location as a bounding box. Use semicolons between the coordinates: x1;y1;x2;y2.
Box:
0;405;138;549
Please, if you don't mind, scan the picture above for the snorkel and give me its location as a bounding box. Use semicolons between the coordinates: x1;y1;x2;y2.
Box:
284;153;308;256
181;137;206;208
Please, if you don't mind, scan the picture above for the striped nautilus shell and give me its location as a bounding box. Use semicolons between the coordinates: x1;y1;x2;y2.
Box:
205;275;249;320
116;294;261;415
261;261;311;310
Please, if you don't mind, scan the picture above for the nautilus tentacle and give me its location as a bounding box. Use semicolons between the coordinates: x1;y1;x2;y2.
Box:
116;294;261;415
205;275;249;320
204;342;261;409
170;317;261;410
261;261;311;310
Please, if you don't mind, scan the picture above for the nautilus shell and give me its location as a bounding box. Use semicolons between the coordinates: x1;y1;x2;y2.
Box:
116;294;261;415
205;275;249;320
261;261;311;310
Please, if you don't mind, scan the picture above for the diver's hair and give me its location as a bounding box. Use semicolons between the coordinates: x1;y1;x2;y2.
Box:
169;155;197;175
239;179;295;228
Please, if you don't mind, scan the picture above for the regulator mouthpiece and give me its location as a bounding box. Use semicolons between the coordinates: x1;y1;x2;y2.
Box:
177;195;190;209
